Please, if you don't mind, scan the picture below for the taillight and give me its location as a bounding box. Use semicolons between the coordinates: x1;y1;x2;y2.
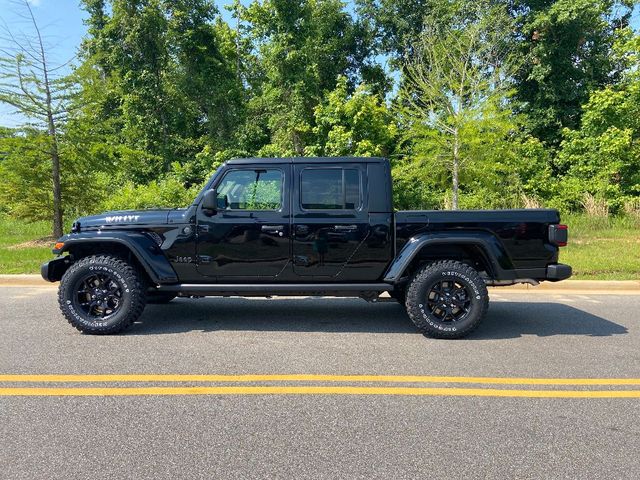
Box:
549;224;568;247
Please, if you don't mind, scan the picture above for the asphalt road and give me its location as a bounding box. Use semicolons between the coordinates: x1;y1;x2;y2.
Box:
1;286;640;479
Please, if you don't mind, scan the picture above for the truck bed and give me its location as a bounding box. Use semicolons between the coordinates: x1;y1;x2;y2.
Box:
395;209;561;271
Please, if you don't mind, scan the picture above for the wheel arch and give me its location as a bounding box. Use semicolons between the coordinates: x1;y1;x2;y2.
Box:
56;232;178;285
384;232;513;284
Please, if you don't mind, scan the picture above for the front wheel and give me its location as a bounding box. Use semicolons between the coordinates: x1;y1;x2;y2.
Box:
58;255;147;334
405;260;489;339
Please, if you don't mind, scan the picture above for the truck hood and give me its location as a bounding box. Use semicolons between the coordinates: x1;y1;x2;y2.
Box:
75;209;184;230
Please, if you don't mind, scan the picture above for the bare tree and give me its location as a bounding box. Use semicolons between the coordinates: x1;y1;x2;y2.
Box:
0;0;77;237
401;1;517;209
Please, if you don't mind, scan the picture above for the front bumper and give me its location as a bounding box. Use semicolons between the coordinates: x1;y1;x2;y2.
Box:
41;257;71;282
546;263;572;282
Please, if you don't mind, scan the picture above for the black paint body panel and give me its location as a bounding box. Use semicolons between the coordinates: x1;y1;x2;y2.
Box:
42;157;570;286
394;209;561;274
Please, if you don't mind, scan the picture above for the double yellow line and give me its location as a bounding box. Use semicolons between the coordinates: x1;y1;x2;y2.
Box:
2;374;640;398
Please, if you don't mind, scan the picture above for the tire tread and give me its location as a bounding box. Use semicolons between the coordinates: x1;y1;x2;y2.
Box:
58;255;146;334
405;260;489;339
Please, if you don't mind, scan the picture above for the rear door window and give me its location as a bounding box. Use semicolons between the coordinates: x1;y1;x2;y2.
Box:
300;168;361;210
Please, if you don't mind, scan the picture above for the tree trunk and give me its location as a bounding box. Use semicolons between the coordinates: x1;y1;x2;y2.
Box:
27;0;63;236
49;132;63;238
452;129;460;210
45;93;63;237
292;131;304;156
43;65;63;237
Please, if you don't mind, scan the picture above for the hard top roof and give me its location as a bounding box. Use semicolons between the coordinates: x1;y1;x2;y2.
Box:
226;156;388;165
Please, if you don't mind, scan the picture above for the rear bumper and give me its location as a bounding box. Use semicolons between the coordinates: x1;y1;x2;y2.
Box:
546;263;572;282
41;257;71;282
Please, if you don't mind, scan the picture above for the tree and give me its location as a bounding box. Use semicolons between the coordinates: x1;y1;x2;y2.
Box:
240;0;367;156
307;76;397;157
0;0;77;236
355;0;434;62
513;0;634;146
552;30;640;213
77;0;245;184
78;0;174;182
0;127;108;223
400;1;518;209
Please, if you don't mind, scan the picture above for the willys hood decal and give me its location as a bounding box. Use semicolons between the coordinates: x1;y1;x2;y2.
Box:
76;209;184;229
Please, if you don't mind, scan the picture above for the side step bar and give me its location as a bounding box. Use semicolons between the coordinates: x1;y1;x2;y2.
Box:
156;283;394;298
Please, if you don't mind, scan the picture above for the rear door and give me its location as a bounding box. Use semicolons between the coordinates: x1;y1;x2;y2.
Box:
292;163;369;277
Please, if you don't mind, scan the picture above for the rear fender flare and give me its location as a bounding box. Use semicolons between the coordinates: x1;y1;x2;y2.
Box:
57;232;178;284
383;232;513;283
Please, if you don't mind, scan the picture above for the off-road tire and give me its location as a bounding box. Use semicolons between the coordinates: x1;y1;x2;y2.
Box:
58;255;146;334
405;260;489;339
146;291;177;304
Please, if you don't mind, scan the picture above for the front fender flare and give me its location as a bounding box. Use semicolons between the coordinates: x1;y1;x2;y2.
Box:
55;231;178;284
383;232;513;283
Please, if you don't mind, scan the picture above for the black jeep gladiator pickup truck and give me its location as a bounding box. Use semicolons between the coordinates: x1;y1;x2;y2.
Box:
42;157;571;338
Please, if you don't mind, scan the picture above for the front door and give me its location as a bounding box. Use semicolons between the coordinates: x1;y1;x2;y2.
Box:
292;164;370;277
196;165;290;279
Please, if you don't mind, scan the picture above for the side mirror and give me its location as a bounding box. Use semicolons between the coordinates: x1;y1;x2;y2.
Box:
201;189;229;216
202;189;218;215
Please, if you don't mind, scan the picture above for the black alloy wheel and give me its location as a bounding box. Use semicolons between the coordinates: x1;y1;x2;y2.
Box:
405;260;489;339
58;255;146;334
72;272;123;320
425;280;471;323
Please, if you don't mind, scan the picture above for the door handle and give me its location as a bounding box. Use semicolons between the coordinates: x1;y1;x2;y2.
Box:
261;225;284;233
295;225;309;235
333;225;358;231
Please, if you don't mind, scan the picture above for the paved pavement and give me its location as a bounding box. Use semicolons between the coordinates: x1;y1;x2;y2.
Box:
3;274;640;291
1;286;640;479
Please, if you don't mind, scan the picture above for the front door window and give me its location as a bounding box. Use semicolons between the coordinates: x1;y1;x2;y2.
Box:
217;169;283;211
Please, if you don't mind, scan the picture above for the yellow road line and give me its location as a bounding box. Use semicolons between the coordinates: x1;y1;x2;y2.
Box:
1;386;640;398
1;374;640;386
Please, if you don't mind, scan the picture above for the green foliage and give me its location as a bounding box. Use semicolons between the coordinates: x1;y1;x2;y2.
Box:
241;0;368;156
0;132;52;220
0;130;106;222
551;37;640;213
399;0;519;209
1;0;640;224
355;0;436;63
100;177;202;211
241;180;281;210
78;0;244;183
513;0;633;145
307;76;398;157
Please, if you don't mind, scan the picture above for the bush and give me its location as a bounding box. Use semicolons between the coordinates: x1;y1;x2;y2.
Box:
552;76;640;214
99;177;202;211
0;130;107;223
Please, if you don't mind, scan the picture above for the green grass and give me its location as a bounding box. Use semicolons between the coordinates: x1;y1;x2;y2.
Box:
560;214;640;280
0;217;53;274
0;214;638;279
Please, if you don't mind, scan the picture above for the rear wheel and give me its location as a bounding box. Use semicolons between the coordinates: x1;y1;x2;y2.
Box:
58;255;146;334
405;260;488;339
